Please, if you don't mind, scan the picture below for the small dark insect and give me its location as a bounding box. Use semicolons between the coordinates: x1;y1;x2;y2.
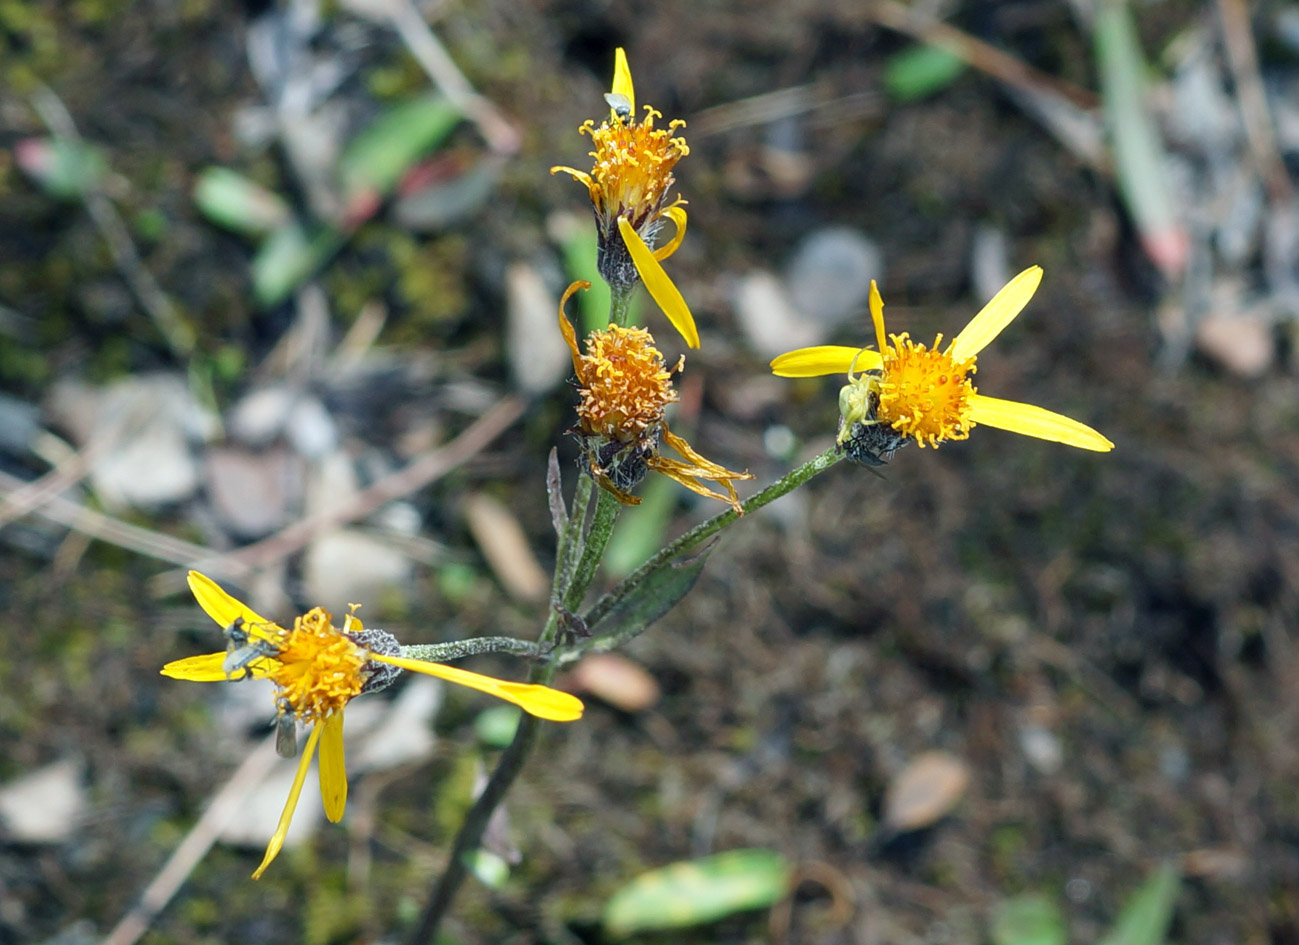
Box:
604;92;633;123
222;617;279;680
840;418;910;467
275;698;298;759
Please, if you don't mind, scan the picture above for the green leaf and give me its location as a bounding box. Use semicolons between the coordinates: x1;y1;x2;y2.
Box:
587;545;711;642
463;849;510;890
15;137;106;200
1094;0;1184;277
193;167;290;237
474;705;521;749
884;45;968;102
251;221;345;307
1098;862;1181;945
991;894;1066;945
603;849;792;938
603;474;676;578
337;95;461;202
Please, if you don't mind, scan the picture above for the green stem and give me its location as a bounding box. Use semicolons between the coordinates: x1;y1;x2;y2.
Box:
408;473;609;944
608;282;635;327
561;488;620;613
399;637;544;662
573;445;845;643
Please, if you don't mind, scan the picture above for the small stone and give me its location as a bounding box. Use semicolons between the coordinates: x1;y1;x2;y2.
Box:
204;446;303;538
1196;304;1274;378
785;227;882;330
303;528;411;613
507;262;571;395
0;759;86;844
1018;723;1063;775
228;386;295;446
732;270;815;358
567;653;661;712
285;394;338;458
45;375;214;511
881;751;970;833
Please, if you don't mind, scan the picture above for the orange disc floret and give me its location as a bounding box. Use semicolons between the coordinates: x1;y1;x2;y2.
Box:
876;333;978;448
581;109;688;225
575;324;678;439
268;607;368;722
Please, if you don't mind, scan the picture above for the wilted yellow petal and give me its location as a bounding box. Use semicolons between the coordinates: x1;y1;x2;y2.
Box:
318;712;347;823
187;571;272;630
968;393;1114;451
770;346;881;377
619;217;699;348
558;280;591;377
652;205;687;262
950;266;1043;363
612;47;635;115
160;651;235;681
252;722;323;880
370;653;584;722
550;165;601;205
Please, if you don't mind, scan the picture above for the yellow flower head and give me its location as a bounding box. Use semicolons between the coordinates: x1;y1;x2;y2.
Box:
771;267;1114;462
162;571;583;878
551;47;699;349
559;281;752;512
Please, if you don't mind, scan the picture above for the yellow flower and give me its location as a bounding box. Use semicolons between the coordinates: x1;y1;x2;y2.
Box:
559;281;752;512
551;47;698;348
162;571;583;878
771;267;1114;461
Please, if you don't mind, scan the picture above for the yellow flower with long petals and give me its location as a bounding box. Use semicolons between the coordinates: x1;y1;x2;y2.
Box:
559;281;751;512
771;267;1114;462
162;571;583;878
551;48;698;348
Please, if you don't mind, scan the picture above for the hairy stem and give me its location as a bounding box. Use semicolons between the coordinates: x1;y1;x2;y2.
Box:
575;445;845;640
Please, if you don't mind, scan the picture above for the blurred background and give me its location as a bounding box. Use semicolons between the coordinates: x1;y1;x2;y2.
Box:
2;0;1298;942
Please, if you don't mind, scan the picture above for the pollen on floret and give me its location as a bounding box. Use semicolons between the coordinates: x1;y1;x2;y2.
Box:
876;333;979;448
575;324;679;438
580;108;688;224
267;607;368;722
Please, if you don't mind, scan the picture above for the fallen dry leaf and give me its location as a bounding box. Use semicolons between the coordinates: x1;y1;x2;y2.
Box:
881;751;971;833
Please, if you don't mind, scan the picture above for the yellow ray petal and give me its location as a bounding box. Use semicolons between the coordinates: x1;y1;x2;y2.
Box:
612;47;634;115
950;266;1043;362
652;206;687;262
618;217;699;348
160;651;233;681
558;280;591;377
770;346;880;378
318;712;347;823
252;721;323;880
550;165;600;205
187;571;273;631
369;653;584;722
967;393;1114;451
869;280;887;355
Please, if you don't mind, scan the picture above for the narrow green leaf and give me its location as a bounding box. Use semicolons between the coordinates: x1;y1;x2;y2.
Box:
884;45;968;101
991;894;1066;945
1098;862;1181;945
193;167;290;237
251;222;345;307
337;95;461;201
587;545;710;643
603;849;792;938
15;137;106;200
1094;0;1185;277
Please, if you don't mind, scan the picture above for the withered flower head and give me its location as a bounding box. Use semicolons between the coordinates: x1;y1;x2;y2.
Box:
552;48;698;348
559;281;751;511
